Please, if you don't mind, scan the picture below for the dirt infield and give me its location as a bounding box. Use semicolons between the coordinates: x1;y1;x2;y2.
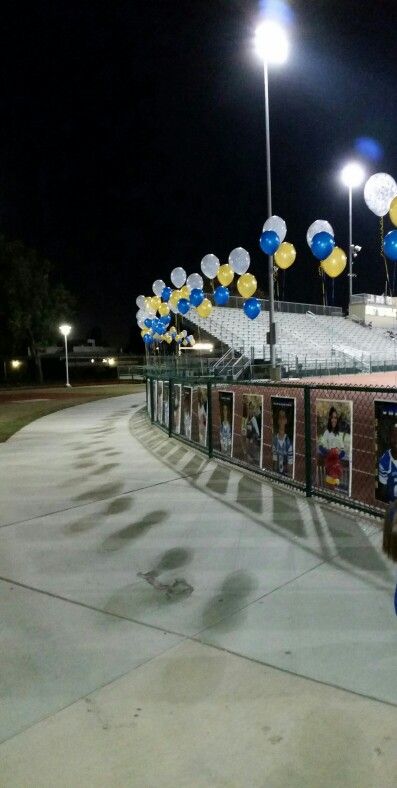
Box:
306;370;397;387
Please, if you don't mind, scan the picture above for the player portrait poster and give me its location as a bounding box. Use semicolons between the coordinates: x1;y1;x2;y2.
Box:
163;382;169;428
316;399;352;496
238;393;263;467
197;385;208;447
181;386;192;439
157;380;163;424
146;379;151;417
218;390;234;456
375;400;397;502
271;396;295;478
153;380;157;421
172;383;182;434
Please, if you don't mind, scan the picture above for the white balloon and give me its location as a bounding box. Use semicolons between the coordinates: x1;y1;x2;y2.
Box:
152;279;166;297
306;220;334;247
181;330;187;338
186;272;204;290
228;247;250;275
137;317;146;329
169;302;178;314
136;294;146;309
201;253;220;279
364;172;397;217
170;267;186;288
263;215;287;243
136;308;148;321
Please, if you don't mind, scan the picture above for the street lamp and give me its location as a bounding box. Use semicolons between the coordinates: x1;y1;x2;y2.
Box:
255;19;289;376
59;324;72;388
340;162;365;303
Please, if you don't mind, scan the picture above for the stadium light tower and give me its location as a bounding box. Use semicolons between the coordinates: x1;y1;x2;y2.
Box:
59;324;72;388
255;19;289;376
340;162;365;303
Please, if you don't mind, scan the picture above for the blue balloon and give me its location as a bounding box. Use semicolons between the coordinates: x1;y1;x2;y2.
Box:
243;297;261;320
143;333;153;345
161;286;172;302
214;285;230;306
156;323;166;335
384;230;397;261
190;288;204;307
144;318;153;329
178;298;190;315
259;230;280;255
311;231;335;261
159;314;171;325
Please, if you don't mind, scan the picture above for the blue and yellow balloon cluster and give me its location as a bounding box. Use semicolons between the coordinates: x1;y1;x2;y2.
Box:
306;220;346;278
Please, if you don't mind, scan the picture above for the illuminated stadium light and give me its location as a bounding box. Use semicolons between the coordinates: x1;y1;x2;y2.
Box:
255;20;289;64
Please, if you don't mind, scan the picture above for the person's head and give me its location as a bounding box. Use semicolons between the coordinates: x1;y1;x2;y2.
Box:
383;503;397;562
277;409;287;433
327;407;339;434
390;424;397;457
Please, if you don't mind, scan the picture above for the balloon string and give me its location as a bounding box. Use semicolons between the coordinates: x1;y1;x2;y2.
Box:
380;216;391;295
332;278;335;304
393;262;397;297
282;270;285;301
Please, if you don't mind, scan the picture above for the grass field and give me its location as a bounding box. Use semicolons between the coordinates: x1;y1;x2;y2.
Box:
0;383;144;442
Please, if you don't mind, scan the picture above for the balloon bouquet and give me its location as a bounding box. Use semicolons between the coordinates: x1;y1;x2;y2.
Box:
305;219;346;304
364;173;397;293
259;215;297;301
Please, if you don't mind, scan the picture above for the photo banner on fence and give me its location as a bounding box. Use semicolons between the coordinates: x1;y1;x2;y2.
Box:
153;380;157;421
234;393;262;467
173;383;182;434
181;386;192;439
157;380;163;424
197;385;208;447
316;399;352;496
218;390;234;456
146;379;151;416
271;396;295;478
375;399;397;503
163;382;169;428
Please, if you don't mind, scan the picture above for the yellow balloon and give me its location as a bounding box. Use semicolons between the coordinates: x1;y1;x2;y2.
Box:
179;285;190;300
169;290;180;307
217;264;234;286
151;296;161;311
321;247;347;278
237;272;257;298
196;298;212;318
389;196;397;227
141;327;150;337
274;242;296;270
144;297;153;312
169;326;177;336
158;303;170;317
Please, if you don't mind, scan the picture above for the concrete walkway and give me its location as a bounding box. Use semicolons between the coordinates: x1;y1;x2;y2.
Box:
0;392;395;787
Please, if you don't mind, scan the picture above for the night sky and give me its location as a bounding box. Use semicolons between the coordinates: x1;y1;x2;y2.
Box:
1;0;397;347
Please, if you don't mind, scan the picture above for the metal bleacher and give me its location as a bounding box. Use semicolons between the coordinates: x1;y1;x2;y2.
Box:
185;297;397;376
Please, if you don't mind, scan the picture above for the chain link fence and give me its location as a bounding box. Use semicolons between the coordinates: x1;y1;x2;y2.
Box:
145;375;397;516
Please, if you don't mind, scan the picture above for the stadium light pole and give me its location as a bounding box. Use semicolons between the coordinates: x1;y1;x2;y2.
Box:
59;324;72;388
255;20;289;376
340;162;365;304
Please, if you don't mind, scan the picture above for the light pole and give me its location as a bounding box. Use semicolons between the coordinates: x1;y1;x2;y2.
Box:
255;20;289;376
340;162;365;304
59;324;72;388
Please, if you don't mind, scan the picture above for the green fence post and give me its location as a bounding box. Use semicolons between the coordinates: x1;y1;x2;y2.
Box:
168;377;173;437
207;380;213;458
304;385;312;497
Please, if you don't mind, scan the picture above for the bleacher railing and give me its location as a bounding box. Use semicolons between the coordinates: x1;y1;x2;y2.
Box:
203;294;343;316
146;373;397;517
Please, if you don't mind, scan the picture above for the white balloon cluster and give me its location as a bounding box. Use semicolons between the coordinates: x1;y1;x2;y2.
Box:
228;247;250;274
364;173;397;217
